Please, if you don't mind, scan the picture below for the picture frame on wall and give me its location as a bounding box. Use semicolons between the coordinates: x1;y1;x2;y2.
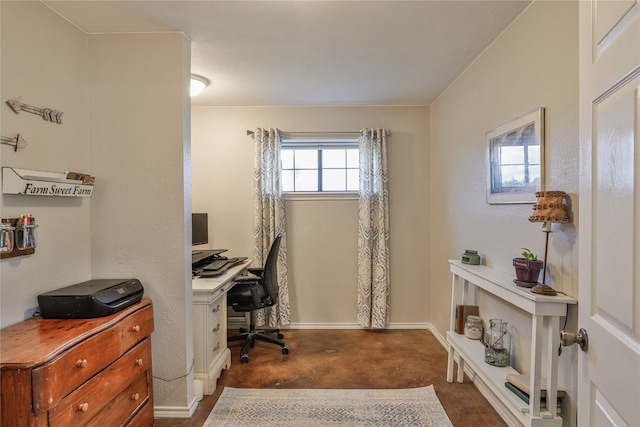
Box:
486;107;544;204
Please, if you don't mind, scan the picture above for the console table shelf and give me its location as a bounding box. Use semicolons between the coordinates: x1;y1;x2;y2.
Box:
446;260;576;427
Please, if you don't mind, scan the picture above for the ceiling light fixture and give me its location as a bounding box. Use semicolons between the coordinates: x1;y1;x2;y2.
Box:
190;74;209;97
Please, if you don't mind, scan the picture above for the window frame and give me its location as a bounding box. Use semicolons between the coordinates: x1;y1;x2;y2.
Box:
281;137;359;195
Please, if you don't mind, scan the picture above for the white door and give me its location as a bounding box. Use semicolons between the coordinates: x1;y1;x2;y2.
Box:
578;0;640;426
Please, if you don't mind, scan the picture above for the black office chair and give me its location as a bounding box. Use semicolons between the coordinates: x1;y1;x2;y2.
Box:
227;233;289;363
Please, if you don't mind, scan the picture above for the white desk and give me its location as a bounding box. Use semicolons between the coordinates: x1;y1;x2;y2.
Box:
192;260;251;394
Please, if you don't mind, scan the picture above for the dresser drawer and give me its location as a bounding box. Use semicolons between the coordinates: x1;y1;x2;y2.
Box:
84;372;150;427
32;305;154;412
126;400;154;427
48;338;152;427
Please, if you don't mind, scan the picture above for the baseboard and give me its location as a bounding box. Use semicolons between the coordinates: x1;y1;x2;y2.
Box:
228;321;432;330
153;396;198;419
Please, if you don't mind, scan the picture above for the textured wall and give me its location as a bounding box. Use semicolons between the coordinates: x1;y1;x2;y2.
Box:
1;1;92;327
429;2;579;425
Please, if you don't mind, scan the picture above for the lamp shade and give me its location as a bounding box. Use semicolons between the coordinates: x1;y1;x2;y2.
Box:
528;191;570;224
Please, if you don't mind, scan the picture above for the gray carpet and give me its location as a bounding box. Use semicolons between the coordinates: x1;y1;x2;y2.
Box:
204;385;453;426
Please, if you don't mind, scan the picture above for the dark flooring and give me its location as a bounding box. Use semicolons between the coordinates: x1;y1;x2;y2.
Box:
155;329;507;427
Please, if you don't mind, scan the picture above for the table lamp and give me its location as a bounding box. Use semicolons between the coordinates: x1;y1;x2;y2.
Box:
528;191;570;296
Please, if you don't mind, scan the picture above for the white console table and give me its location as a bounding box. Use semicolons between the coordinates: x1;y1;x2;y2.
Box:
446;260;576;427
192;260;251;394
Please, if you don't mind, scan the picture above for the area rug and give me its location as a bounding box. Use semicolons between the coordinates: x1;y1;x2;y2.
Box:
203;385;453;427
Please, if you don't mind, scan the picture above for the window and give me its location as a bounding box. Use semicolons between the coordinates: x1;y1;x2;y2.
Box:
281;140;359;192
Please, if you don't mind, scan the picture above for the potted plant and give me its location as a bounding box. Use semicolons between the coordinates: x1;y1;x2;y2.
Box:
513;248;544;286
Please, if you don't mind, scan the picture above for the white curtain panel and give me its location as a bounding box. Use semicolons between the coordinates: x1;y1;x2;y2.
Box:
357;128;390;328
252;128;291;327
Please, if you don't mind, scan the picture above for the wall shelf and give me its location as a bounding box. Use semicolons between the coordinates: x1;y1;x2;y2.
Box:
446;260;576;427
2;167;93;197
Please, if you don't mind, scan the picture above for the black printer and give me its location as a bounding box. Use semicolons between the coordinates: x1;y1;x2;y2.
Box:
37;279;144;319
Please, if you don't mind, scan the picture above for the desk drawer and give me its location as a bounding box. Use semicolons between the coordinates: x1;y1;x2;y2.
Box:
32;305;154;412
48;338;152;427
206;297;224;327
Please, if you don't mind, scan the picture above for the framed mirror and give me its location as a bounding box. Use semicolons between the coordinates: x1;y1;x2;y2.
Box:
486;107;544;204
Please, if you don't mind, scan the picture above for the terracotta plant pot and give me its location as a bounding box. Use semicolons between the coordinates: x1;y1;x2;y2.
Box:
513;258;544;283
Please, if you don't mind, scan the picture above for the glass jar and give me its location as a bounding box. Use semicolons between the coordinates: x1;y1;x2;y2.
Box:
464;315;483;340
0;220;15;253
16;224;37;250
484;319;511;367
461;250;480;265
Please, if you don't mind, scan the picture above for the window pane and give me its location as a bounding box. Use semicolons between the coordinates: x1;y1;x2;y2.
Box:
323;169;346;191
323;149;346;168
527;145;540;164
528;165;541;185
501;165;525;187
346;169;359;191
346;149;359;168
294;150;318;169
281;149;294;169
500;146;524;164
282;170;294;192
295;170;318;191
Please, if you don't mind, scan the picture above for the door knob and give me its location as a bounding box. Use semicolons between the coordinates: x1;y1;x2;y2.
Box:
560;328;588;351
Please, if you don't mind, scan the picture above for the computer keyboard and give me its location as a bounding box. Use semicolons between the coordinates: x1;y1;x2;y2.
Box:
202;258;229;271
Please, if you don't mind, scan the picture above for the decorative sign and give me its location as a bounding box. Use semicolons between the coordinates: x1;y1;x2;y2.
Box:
6;97;63;124
2;167;93;197
0;134;27;151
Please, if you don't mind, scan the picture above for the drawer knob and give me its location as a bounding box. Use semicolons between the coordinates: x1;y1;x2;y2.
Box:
212;305;220;313
136;358;143;366
132;325;140;333
131;392;140;401
213;323;220;333
76;359;88;368
78;402;89;412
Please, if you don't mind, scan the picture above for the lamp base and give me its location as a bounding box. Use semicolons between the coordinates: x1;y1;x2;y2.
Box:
531;283;557;296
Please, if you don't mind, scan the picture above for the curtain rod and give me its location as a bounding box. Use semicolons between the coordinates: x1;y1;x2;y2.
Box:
246;130;390;137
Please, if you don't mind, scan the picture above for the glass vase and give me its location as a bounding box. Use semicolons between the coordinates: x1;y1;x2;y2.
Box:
484;318;510;367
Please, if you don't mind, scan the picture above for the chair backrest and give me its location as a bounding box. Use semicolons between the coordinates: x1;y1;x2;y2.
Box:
261;233;282;305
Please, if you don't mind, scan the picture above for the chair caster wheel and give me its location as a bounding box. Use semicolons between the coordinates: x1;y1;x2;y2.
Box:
240;354;249;364
282;346;289;355
277;333;284;339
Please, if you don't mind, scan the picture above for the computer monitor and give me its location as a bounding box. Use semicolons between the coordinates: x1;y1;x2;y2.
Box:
192;213;208;246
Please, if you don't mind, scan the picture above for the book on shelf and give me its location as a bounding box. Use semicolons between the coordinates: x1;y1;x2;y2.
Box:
505;373;566;398
454;304;479;334
505;382;563;413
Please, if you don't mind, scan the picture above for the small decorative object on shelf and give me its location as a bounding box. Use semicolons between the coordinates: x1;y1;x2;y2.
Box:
461;249;480;265
484;318;511;367
0;220;15;253
513;248;544;287
464;315;483;340
6;97;64;124
15;214;37;250
1;134;28;151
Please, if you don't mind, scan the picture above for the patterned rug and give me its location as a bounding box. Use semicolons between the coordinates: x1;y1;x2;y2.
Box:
203;385;453;427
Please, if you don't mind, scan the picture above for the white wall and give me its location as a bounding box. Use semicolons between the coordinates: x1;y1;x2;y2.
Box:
429;2;579;425
88;33;193;412
1;2;195;415
1;1;91;325
191;106;431;327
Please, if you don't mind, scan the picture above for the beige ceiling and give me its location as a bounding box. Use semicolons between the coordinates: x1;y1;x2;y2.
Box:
43;0;531;107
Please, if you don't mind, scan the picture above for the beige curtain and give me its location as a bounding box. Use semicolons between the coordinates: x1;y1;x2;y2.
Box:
252;128;290;327
357;128;390;328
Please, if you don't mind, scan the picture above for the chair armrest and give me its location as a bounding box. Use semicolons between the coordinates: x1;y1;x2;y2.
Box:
248;267;264;276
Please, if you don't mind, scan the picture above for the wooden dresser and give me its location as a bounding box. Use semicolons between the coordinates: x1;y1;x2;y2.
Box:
0;298;154;427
